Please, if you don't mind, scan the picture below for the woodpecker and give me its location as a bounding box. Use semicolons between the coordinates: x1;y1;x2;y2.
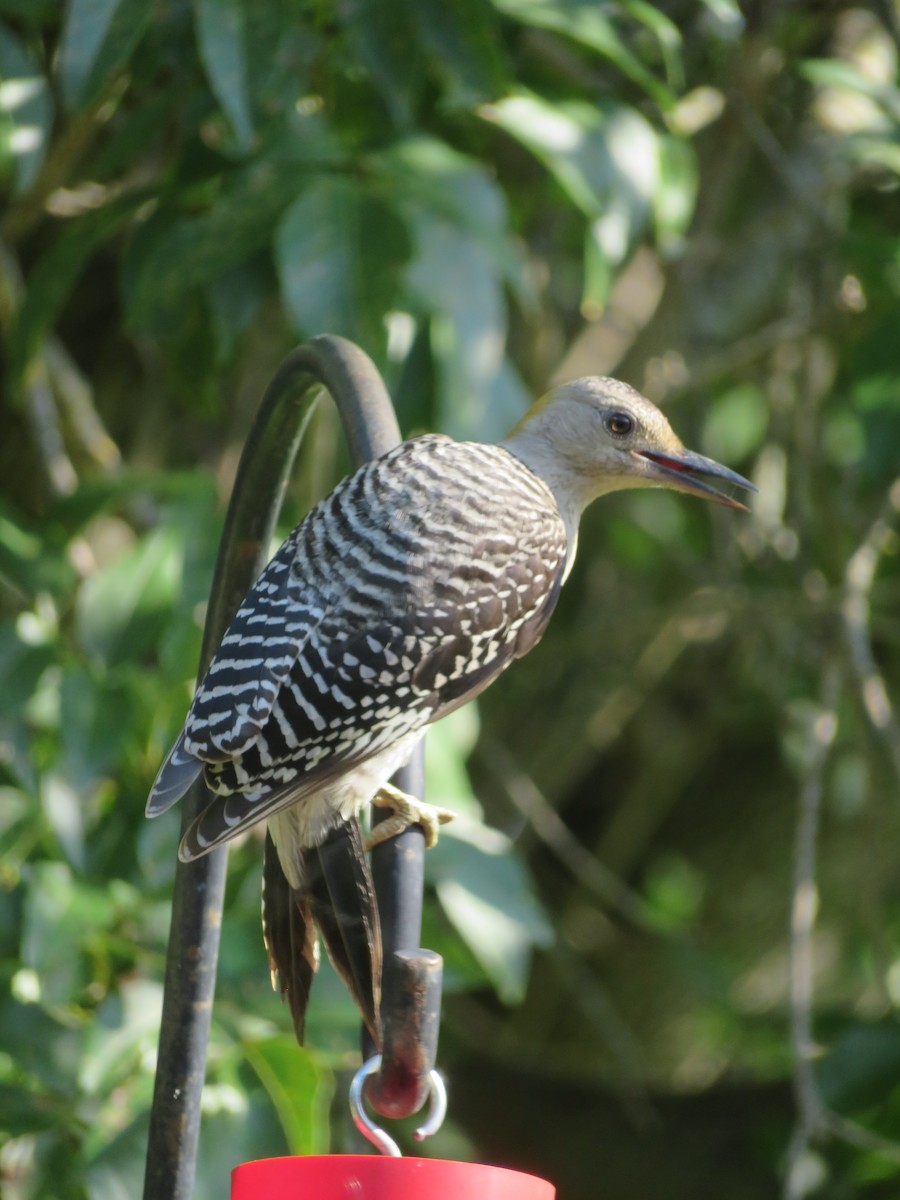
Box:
147;376;754;1042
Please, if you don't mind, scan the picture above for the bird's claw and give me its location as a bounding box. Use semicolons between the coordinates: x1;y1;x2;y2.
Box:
367;783;455;850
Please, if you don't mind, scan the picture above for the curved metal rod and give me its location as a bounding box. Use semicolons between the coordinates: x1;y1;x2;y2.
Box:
143;336;427;1200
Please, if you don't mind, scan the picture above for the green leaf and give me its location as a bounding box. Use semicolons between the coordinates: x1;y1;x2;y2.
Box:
653;132;698;246
419;892;493;994
484;94;660;221
0;0;58;17
241;3;320;126
46;467;215;540
59;666;134;792
0;994;84;1096
483;93;660;311
582;220;614;316
377;137;528;300
20;861;112;1007
207;257;269;358
124;127;331;334
79;978;162;1097
702;383;768;464
818;1024;900;1112
0;505;42;601
382;139;528;438
412;0;507;109
0;1080;61;1136
7;194;145;394
193;0;254;149
0;785;28;845
800;58;900;123
84;1144;150;1200
698;0;744;25
57;0;121;107
425;703;482;818
242;1036;332;1154
428;817;553;1003
492;0;674;109
406;225;513;439
275;175;409;349
620;0;684;91
0;621;54;689
0;622;55;788
192;1072;297;1200
641;853;705;932
57;0;151;110
824;409;866;469
0;23;53;193
75;526;182;667
335;0;422;127
301;953;374;1046
40;771;86;870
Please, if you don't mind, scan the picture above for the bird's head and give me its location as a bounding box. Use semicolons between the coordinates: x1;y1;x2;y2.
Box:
503;376;756;517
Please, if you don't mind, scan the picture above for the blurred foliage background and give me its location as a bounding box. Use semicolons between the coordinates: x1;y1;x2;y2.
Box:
2;0;900;1197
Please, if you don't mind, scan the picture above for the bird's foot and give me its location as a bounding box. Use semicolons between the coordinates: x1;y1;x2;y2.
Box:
367;783;455;850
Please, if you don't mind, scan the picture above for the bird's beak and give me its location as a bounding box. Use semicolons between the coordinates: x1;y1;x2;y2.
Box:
637;447;757;511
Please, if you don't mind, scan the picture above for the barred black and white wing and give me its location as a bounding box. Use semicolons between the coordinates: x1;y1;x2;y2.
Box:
146;532;322;816
147;435;568;858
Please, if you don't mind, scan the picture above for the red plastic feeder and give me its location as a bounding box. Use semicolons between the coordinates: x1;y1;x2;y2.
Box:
232;1155;555;1198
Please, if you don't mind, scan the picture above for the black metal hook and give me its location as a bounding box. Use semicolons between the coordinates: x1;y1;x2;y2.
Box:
143;336;443;1198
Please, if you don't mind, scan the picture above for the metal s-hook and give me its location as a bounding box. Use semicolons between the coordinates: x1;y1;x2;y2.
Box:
349;948;447;1156
350;1055;448;1158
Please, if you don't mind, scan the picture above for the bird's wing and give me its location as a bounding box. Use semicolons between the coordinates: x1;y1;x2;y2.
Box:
185;533;323;758
144;732;204;816
179;544;567;858
146;532;323;816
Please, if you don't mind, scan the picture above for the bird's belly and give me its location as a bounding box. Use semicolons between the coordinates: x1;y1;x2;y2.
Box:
267;729;424;886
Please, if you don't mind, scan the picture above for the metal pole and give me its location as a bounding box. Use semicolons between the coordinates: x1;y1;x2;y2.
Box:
143;335;425;1199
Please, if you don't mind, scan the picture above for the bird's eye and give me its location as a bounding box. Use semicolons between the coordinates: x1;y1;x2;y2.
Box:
604;410;635;438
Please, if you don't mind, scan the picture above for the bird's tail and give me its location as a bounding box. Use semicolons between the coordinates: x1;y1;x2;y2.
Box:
262;820;382;1045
